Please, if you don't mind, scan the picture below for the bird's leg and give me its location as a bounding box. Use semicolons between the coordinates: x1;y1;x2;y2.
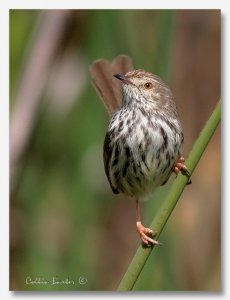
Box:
135;198;159;245
173;156;191;184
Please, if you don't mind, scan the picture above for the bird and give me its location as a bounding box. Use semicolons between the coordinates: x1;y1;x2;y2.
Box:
90;55;189;245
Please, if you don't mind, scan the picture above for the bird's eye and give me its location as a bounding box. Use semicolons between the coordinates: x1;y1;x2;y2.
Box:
144;82;152;89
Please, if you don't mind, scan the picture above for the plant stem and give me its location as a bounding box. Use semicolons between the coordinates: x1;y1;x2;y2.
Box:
117;101;221;291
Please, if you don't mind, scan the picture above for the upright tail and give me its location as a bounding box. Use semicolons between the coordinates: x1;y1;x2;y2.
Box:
89;55;134;115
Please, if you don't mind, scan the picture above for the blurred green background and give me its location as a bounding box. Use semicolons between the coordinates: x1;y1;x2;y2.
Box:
10;10;221;291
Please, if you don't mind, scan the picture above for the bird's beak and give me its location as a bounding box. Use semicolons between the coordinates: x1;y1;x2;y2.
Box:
114;73;132;84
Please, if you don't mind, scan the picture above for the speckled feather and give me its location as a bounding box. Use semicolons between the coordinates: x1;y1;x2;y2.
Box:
103;69;184;200
90;56;187;244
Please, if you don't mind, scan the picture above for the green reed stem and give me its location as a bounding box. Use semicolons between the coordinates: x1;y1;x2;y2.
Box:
117;101;221;291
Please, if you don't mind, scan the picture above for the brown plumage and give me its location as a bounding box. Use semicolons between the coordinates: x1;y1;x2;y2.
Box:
90;55;189;245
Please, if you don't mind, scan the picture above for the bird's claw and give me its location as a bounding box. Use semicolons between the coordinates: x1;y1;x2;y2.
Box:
136;221;160;246
173;157;192;185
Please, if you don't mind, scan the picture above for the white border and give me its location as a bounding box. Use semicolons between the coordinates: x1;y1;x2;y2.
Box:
1;1;228;299
0;2;10;298
4;0;227;9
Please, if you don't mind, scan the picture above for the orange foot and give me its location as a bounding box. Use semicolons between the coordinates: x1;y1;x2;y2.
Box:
173;156;191;184
136;221;160;246
173;156;187;174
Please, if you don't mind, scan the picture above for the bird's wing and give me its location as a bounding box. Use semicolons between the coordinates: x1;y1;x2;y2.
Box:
103;131;119;194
